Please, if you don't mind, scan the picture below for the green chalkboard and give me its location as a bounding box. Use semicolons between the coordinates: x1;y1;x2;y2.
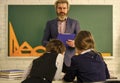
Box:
8;5;113;55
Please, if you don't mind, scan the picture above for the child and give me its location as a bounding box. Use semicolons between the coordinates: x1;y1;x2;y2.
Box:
63;30;110;83
21;39;66;83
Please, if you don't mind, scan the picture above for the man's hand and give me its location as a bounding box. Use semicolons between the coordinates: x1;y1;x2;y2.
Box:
66;40;75;47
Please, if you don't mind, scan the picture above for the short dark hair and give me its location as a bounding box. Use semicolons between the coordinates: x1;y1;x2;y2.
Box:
55;0;70;9
46;39;66;54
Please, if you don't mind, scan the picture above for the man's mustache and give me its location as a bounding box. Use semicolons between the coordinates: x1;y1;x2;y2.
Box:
59;12;65;14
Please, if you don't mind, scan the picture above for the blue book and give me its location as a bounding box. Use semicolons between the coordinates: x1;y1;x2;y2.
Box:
57;33;75;47
0;69;24;74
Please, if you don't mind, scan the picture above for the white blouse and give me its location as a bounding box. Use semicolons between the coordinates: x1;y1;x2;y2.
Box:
54;53;64;80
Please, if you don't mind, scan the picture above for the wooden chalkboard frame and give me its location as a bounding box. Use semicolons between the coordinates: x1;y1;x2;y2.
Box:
8;5;113;57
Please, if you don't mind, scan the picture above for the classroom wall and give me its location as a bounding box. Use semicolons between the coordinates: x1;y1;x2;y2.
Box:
0;0;120;79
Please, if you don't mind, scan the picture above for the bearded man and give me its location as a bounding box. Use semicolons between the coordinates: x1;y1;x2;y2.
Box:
42;0;80;73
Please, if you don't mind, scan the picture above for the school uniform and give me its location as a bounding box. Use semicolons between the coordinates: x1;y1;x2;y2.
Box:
22;52;63;83
63;50;110;83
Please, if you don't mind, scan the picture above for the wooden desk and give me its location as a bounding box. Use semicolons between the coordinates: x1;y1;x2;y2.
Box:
0;78;71;83
0;78;119;83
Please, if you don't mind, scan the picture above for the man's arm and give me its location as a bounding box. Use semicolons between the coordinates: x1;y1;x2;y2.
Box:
42;21;51;46
66;19;80;48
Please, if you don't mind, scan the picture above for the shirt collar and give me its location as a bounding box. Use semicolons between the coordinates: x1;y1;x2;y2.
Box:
81;49;92;54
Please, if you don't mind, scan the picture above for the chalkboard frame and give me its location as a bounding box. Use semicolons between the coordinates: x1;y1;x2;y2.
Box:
8;5;113;57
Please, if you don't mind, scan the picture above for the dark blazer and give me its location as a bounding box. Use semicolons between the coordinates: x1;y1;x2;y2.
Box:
42;17;80;68
63;51;110;83
21;52;58;83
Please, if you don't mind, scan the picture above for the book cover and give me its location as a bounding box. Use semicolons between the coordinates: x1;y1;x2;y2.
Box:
0;75;23;80
57;33;75;47
0;69;24;74
0;72;23;76
0;69;24;80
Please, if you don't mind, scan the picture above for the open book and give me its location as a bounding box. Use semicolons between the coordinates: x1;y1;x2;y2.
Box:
57;33;75;47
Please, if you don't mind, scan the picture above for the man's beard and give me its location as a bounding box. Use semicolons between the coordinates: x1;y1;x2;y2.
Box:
57;12;67;21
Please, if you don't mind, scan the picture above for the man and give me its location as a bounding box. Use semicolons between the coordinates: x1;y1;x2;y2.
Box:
42;0;80;72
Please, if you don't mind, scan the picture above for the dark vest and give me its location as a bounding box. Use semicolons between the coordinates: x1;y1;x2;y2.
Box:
21;52;58;83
